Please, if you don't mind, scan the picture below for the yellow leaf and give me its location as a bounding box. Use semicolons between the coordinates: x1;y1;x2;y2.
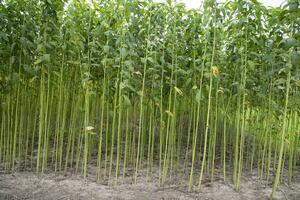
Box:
86;126;96;134
165;110;173;117
137;90;144;97
88;131;97;135
134;71;142;76
245;89;250;96
211;66;219;77
86;126;95;131
217;88;224;94
297;80;300;87
160;121;165;129
174;86;183;96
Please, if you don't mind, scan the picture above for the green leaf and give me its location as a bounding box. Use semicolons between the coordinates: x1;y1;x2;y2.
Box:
123;95;131;106
195;89;202;103
274;78;286;85
291;51;300;65
141;57;147;64
67;60;80;65
147;57;154;63
43;54;50;62
34;59;43;65
120;48;127;58
103;45;110;53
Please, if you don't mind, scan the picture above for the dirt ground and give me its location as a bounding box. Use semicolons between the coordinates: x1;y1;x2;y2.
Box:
0;168;299;200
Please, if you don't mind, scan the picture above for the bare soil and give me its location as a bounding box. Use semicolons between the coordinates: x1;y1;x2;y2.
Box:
0;168;299;200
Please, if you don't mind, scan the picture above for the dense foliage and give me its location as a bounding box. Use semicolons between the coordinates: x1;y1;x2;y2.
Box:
0;0;299;198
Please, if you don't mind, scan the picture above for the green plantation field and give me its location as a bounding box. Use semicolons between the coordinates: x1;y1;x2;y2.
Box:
0;0;299;199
